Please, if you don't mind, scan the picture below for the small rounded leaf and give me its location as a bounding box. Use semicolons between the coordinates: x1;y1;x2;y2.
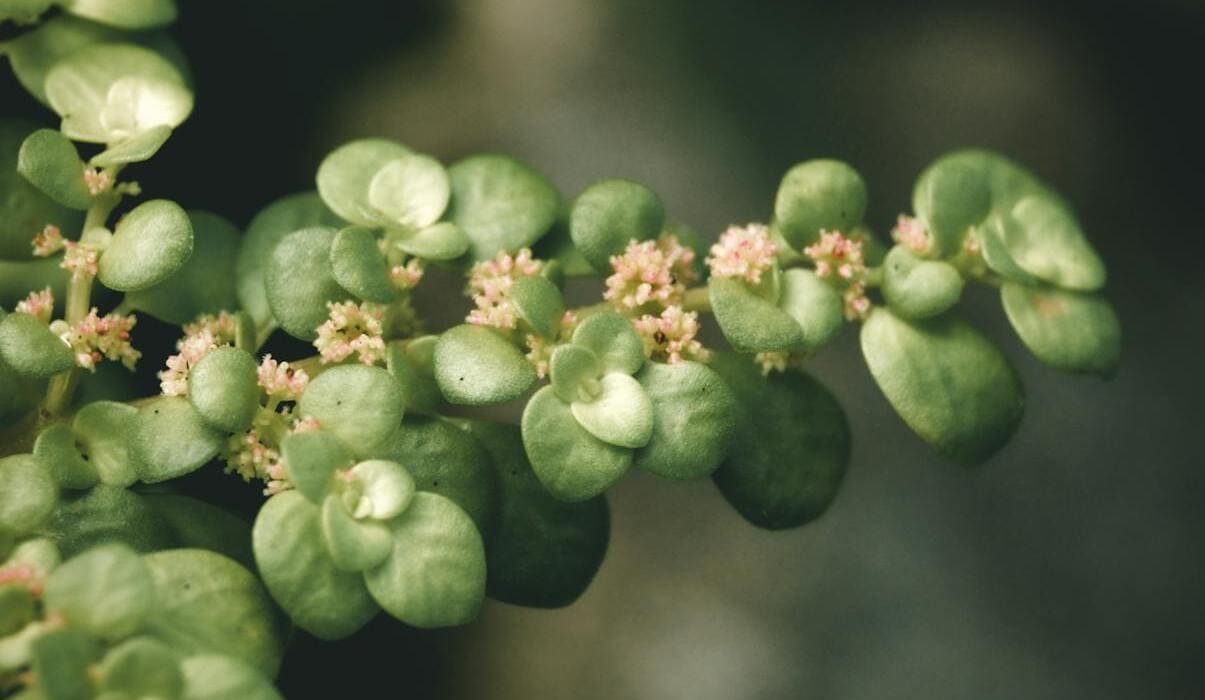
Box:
43;543;154;640
912;155;992;257
1003;195;1106;291
569;179;665;271
549;343;601;403
774;160;867;249
570;372;655;449
709;277;805;353
446;154;560;262
510;274;565;339
33;423;99;490
263;226;343;340
390;221;469;261
0;454;58;534
42;485;175;557
367;153;450;228
124;210;239;324
348;459;416;520
320;494;393;572
521;386;632;502
131;396;224;482
776;268;845;351
570;311;645;376
297;364;404;457
252;491;379;640
72;400;138;486
860;308;1024;466
362;492;487;628
187;346;260;433
98;198;193;292
316;138;411;225
881;244;965;320
433;324;536;405
0;311;75;377
633;361;737;480
17;128;92;209
279;430;352;503
2;120;85;261
90;124;172;167
1001;283;1121;378
330;225;396;303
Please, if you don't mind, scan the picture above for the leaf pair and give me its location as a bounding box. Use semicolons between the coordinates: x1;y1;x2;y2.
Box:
710;267;845;353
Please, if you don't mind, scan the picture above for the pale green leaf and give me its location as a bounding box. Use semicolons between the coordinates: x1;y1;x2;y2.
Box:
521;386;632;502
568;179;664;272
570;371;654;449
446;154;560;262
97;198;193;292
433;324;536;406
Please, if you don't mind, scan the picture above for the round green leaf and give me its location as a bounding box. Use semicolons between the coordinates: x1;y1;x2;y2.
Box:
263;226;344;340
17;128;92;210
568;178;665;272
776;268;845;350
142;494;254;569
976;215;1039;286
367;153;450;228
45;42;192;144
385;337;441;414
33;423;99;490
881;244;965;320
709;353;851;530
463;421;610;609
280;429;352;503
251;491;378;640
362;492;486;628
0;311;75;377
446;154;560;262
180;655;282;700
237;192;342;333
510;274;564;339
130;396;224;482
774;159;867;249
330;225;396;303
1001;283;1121;378
860;308;1024;466
72;400;138;487
521;386;632;502
0;454;57;534
125;210;239;324
570;371;654;449
90;124;173;168
549;343;601;403
347;459;416;520
433;324;536;405
320;494;392;572
142;549;286;676
372;416;496;532
3;121;86;262
1003;195;1105;291
43;542;154;640
633;361;737;480
42;486;175;557
316;138;410;225
709;276;805;353
30;628;99;700
98;636;183;699
389;221;469;261
97;198;193;292
298;364;404;457
186;346;259;433
61;0;177;29
911;155;992;256
570;311;644;376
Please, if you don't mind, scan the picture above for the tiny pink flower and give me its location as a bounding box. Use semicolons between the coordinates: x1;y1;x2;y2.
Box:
31;225;65;257
633;305;709;364
390;259;424;291
314;301;387;365
61;241;99;280
15;287;54;323
754;351;791;375
292;416;321;433
892;215;931;254
183;311;238;346
257;354;309;400
706;224;778;284
158;330;219;395
465;248;544;329
55;308;140;372
83;168;112;196
524;310;578;378
843;281;871;321
604;234;696;310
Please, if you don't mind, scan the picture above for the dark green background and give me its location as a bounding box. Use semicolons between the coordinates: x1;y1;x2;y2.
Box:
4;0;1201;697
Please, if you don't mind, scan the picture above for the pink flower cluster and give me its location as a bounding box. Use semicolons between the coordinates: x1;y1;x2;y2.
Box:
892;215;930;254
465;248;543;329
159;332;219;395
256;355;309;400
524;310;578;378
15;287;54;323
52;308;140;371
706;224;778;284
0;562;44;596
223;428;292;496
604;235;696;310
314;301;386;365
31;225;64;257
633;305;708;364
804;230;871;320
183;312;238;344
61;241;99;280
83;168;112;196
390;259;424;291
754;351;791;375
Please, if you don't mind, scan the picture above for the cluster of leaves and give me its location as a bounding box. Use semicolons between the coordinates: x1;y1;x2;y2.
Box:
1;0;1121;693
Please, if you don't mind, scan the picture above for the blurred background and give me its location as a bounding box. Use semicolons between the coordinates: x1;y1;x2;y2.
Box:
5;0;1204;697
